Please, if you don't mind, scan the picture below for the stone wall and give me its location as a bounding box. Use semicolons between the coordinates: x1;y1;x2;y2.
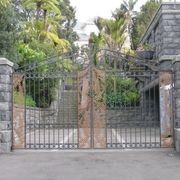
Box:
141;3;180;59
107;106;159;128
0;58;13;153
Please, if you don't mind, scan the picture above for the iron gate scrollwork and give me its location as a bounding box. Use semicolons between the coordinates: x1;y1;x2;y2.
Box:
13;49;161;149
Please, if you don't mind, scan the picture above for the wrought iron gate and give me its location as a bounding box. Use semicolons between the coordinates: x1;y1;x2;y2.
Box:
13;49;161;149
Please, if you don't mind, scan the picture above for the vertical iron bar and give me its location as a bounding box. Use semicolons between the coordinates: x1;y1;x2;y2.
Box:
62;76;65;148
24;73;27;149
33;71;36;148
89;47;94;148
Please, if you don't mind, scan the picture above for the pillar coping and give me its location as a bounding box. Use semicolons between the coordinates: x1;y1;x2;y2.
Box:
159;55;176;63
0;58;14;67
173;55;180;64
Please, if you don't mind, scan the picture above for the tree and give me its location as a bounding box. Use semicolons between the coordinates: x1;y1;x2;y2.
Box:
23;0;60;22
93;17;127;51
131;0;161;49
112;0;138;49
58;0;78;50
0;3;18;62
22;0;70;52
0;0;10;7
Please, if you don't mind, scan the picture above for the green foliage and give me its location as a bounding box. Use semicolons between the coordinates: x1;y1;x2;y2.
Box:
106;76;139;108
17;43;47;71
0;3;18;62
18;43;46;62
13;91;36;107
0;0;10;7
92;16;127;54
0;0;77;109
58;0;78;51
26;95;36;107
131;0;161;49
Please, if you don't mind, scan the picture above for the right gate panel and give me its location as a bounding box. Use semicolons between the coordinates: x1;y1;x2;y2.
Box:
106;71;160;148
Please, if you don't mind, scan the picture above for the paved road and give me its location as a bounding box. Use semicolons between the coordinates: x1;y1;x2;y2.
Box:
0;149;180;180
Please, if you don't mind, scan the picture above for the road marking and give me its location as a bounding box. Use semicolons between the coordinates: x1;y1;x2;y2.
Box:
112;129;125;148
60;129;77;144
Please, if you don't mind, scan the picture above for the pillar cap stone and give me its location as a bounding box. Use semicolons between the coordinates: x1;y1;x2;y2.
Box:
159;55;176;62
173;55;180;64
0;58;14;67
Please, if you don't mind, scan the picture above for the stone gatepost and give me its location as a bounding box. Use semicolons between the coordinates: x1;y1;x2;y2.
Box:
0;58;14;153
159;57;173;148
173;55;180;152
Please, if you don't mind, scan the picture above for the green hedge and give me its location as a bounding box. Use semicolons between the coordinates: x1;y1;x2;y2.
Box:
106;76;140;107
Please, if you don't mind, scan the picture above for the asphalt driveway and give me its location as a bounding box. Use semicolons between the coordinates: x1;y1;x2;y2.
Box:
0;149;180;180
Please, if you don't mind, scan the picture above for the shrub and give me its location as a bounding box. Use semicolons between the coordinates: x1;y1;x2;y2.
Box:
106;76;140;108
13;91;36;107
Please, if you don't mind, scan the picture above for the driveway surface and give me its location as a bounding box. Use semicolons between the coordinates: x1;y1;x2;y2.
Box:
0;149;180;180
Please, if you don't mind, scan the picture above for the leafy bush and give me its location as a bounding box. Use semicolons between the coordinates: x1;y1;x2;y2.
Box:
25;95;36;107
106;76;140;108
13;91;36;107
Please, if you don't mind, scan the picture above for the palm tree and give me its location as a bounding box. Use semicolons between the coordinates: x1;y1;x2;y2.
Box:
22;0;70;51
93;17;127;51
0;0;10;7
23;0;60;24
112;0;138;49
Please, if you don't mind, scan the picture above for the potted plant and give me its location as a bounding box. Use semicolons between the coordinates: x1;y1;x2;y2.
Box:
136;43;154;60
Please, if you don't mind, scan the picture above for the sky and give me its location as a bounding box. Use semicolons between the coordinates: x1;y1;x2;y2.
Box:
70;0;149;22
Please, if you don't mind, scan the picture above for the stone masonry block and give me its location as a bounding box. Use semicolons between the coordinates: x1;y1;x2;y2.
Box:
162;14;175;20
174;81;180;89
164;37;180;44
0;130;12;143
0;92;12;102
0;66;13;75
174;72;180;80
175;14;180;19
0;74;11;84
162;49;176;55
175;108;180;118
0;121;11;130
175;128;180;141
175;141;180;153
0;110;12;121
0;142;11;153
0;132;2;142
163;25;180;32
175;98;180;108
164;31;180;38
0;83;12;92
0;102;12;111
163;20;178;26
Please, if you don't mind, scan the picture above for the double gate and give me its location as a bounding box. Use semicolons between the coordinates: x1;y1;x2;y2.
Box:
13;49;160;149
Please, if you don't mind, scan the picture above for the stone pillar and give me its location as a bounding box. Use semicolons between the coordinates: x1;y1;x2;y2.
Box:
173;55;180;152
159;58;173;147
0;58;14;153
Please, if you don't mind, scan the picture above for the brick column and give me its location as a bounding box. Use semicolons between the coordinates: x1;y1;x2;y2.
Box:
173;55;180;152
159;58;173;148
0;58;14;153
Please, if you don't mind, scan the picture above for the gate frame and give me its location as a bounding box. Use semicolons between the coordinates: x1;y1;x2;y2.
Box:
0;52;178;152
